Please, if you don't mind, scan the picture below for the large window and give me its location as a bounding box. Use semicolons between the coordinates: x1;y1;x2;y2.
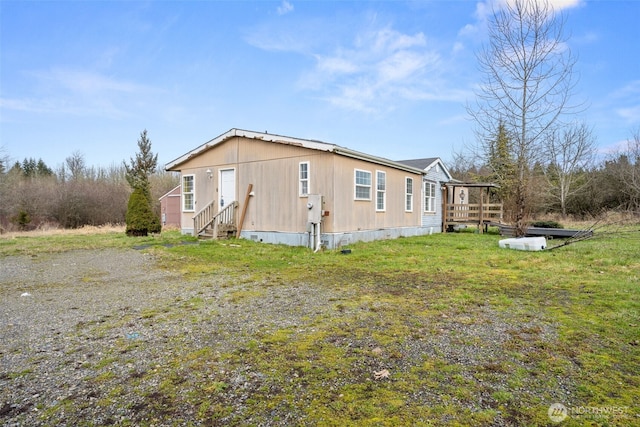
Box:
405;177;413;211
376;171;386;211
425;181;436;212
182;175;195;212
299;162;309;196
355;169;372;200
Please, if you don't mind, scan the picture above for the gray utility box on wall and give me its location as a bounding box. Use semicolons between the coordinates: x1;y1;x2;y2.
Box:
307;194;324;224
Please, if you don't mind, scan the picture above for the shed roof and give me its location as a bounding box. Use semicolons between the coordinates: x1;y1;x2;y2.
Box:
165;128;427;175
158;185;181;201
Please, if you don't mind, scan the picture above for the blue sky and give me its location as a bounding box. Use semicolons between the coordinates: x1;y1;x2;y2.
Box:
1;0;638;170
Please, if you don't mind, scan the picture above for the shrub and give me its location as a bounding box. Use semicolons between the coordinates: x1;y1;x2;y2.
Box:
125;187;161;236
530;220;563;229
11;210;31;230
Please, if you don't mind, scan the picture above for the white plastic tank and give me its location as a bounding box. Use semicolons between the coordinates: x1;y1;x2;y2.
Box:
499;237;547;251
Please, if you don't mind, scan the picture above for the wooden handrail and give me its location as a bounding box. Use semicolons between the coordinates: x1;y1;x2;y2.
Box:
193;200;216;235
193;200;238;236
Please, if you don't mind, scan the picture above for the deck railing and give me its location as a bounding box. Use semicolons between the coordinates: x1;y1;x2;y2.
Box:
193;200;238;236
444;203;503;223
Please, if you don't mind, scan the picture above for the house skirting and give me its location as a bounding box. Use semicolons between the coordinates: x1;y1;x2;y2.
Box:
238;226;440;250
181;228;195;236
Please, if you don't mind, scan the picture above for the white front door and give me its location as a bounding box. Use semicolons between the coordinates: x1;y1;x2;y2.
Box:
219;168;236;208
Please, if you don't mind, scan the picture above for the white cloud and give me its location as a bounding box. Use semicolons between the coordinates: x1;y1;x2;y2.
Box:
36;68;149;95
377;50;435;83
1;68;159;119
315;55;359;76
459;0;584;40
277;0;294;16
500;0;583;13
617;106;640;123
612;80;640;99
247;14;471;115
298;26;465;113
611;80;640;123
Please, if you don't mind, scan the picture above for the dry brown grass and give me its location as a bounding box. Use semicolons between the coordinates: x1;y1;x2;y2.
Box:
0;223;126;239
532;210;640;229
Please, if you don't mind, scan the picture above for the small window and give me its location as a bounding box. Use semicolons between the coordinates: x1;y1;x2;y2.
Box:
376;171;386;211
355;169;372;200
182;175;195;212
425;181;437;212
405;177;413;212
299;162;309;196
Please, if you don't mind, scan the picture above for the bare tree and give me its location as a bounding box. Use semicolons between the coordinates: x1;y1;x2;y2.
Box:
468;0;579;235
544;122;596;217
65;151;86;181
612;128;640;211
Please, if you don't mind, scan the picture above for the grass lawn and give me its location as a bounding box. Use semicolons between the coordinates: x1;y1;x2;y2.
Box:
1;226;638;426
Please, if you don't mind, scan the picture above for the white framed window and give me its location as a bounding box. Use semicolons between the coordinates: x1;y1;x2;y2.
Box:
405;177;413;212
425;181;437;212
299;162;309;196
182;175;195;212
376;170;386;211
354;169;372;200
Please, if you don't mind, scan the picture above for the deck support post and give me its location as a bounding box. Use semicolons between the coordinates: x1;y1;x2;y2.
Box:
441;185;448;232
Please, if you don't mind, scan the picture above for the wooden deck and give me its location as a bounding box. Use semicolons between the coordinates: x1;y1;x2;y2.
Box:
442;182;503;234
443;203;503;233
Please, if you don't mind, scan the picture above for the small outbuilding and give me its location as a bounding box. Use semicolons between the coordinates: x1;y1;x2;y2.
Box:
159;185;181;228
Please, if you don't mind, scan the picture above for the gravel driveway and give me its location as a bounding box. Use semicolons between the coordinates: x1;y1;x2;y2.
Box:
1;248;570;426
1;248;339;426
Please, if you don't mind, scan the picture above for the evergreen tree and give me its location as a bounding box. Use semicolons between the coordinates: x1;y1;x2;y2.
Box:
487;122;516;198
125;187;160;236
22;158;37;177
124;130;158;199
124;130;161;236
36;159;54;177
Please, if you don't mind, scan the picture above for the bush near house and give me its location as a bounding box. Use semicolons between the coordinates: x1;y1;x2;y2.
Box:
530;220;564;228
125;187;161;236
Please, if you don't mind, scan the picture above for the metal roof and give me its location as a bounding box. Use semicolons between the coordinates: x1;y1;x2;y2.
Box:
165;128;427;174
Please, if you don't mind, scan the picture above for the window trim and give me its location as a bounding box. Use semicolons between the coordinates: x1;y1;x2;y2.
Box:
405;177;413;212
299;161;310;197
376;170;386;211
182;174;195;212
354;169;372;201
424;180;437;213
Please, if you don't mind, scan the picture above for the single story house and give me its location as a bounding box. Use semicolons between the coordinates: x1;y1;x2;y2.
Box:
165;128;452;249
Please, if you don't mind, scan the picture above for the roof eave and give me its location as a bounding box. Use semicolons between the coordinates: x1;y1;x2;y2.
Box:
165;128;336;171
334;147;426;174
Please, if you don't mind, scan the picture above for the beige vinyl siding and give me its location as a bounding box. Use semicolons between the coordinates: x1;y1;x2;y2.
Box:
329;155;421;233
176;136;422;235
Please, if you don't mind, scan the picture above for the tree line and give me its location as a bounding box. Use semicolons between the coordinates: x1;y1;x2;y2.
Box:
0;145;178;232
451;127;640;222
